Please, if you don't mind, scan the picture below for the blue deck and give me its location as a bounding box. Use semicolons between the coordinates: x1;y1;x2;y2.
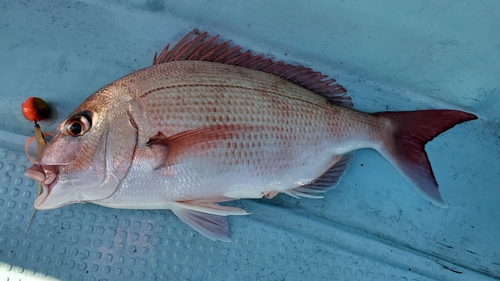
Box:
1;1;499;280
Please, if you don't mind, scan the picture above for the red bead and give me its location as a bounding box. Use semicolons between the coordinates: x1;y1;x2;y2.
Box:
21;97;50;122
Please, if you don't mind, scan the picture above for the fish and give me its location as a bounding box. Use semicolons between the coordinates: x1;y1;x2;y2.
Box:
24;29;477;241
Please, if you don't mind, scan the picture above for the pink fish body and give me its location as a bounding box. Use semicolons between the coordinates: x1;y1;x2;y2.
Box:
25;30;477;241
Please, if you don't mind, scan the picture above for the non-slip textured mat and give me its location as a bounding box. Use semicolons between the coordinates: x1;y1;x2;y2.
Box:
0;146;496;281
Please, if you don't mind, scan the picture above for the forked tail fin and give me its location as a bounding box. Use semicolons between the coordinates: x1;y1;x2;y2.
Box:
372;110;477;207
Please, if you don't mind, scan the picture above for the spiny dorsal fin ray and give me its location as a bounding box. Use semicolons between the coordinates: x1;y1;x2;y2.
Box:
153;29;352;108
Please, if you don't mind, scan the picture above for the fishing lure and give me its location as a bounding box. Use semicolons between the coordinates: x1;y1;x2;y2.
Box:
21;97;52;234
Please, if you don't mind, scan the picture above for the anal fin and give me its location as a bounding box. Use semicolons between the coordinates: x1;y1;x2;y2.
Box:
285;153;354;199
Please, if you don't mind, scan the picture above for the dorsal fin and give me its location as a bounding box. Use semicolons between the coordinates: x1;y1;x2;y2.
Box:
153;29;353;108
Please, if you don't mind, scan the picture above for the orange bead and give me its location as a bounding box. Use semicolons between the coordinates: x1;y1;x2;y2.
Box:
21;97;50;122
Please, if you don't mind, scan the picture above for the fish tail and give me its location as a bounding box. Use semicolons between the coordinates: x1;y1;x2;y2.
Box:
372;110;477;207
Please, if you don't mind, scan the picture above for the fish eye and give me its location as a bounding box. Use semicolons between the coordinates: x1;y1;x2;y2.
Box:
64;113;91;137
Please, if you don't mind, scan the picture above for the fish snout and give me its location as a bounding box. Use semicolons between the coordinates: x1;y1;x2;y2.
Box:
25;164;62;210
25;164;58;186
25;164;45;182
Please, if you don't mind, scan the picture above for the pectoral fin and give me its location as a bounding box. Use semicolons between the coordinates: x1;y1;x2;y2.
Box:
147;124;256;166
170;198;248;242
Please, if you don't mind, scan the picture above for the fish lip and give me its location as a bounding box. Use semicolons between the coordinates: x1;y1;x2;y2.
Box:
33;174;66;210
33;183;50;210
25;164;60;210
25;164;57;185
24;168;45;183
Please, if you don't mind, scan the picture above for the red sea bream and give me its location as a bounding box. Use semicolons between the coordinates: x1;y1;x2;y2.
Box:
25;30;477;241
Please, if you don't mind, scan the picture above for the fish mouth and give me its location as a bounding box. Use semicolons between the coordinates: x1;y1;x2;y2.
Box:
25;164;61;210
